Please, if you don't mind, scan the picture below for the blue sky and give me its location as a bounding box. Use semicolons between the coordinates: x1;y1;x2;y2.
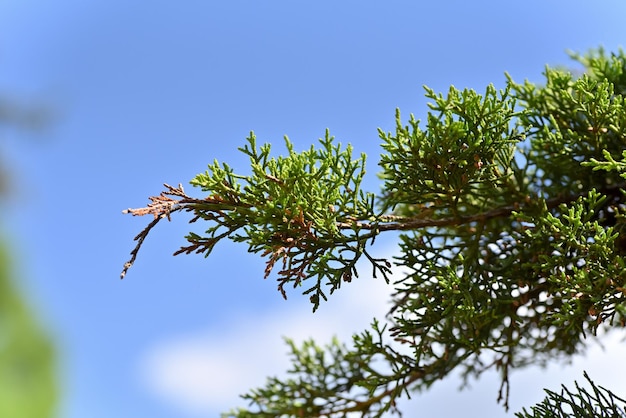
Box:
1;1;625;417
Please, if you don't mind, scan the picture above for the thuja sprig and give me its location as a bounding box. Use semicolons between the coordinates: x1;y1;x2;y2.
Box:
378;83;524;220
223;320;423;418
122;131;391;311
515;372;626;418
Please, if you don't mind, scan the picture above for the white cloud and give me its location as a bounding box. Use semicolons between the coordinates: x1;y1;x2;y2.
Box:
138;259;626;417
138;268;396;416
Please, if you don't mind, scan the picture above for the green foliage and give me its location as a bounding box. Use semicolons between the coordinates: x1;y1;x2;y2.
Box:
226;322;409;418
122;132;391;308
379;84;522;218
0;97;57;418
186;132;390;306
123;49;626;416
516;372;626;418
0;244;56;418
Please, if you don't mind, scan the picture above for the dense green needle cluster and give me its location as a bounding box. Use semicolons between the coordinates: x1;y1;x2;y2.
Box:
123;49;626;417
182;131;389;306
379;84;522;219
515;372;626;418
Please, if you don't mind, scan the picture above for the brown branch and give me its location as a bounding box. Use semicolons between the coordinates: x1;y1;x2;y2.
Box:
121;184;189;278
121;183;218;278
337;183;626;232
120;212;172;279
122;183;188;219
121;183;255;278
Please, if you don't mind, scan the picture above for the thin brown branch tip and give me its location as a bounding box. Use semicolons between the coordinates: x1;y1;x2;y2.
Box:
120;184;189;279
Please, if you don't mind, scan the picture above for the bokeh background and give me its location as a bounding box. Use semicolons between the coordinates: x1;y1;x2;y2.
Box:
1;1;625;417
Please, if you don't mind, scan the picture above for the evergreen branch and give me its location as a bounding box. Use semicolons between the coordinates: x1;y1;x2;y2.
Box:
122;48;626;417
515;371;626;418
317;369;424;417
121;181;623;280
339;182;626;232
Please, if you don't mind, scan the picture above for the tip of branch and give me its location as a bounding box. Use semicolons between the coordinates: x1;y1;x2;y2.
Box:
120;262;132;279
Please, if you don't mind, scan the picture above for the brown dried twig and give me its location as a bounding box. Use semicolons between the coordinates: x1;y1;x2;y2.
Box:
121;183;197;278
